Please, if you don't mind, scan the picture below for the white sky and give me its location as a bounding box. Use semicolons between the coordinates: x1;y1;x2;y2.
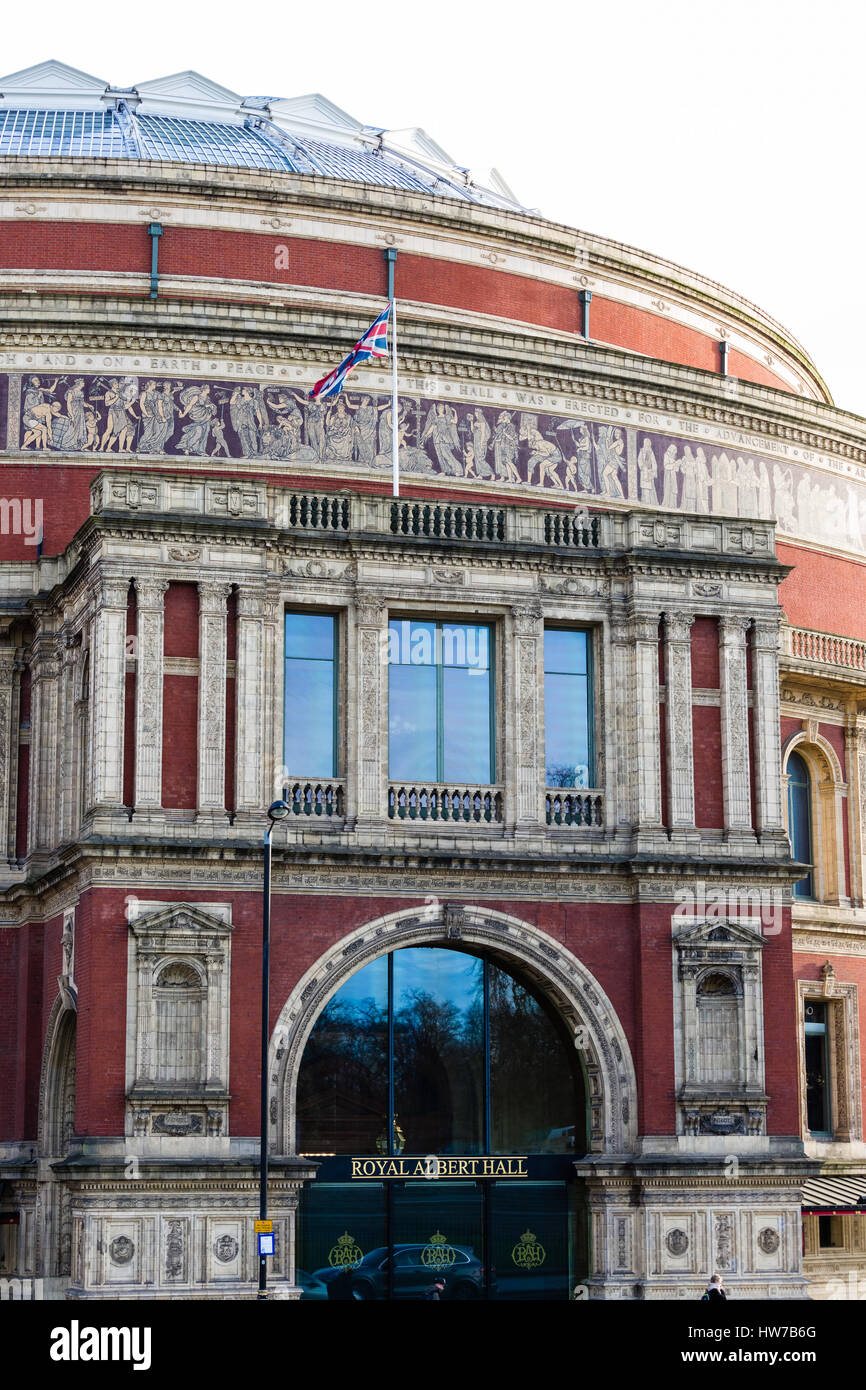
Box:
4;0;866;417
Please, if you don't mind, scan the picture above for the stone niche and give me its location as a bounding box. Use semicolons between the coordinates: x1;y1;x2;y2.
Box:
125;902;233;1144
672;919;768;1138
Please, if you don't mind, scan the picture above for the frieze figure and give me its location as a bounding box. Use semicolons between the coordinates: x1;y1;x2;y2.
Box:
422;401;462;475
638;437;658;504
492;409;520;482
469;406;492;477
662;443;680;507
177;384;216;455
6;368;863;544
597;425;626;499
22;375;60;450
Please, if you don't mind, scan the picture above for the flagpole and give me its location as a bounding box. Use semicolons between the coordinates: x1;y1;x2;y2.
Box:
390;296;399;499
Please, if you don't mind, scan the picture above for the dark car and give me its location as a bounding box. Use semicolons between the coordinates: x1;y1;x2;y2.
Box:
344;1243;487;1300
296;1267;329;1300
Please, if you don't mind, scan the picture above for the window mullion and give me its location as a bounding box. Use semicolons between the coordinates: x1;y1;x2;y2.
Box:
436;624;444;783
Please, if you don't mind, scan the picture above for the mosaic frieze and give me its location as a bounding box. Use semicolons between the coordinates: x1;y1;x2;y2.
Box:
5;371;866;547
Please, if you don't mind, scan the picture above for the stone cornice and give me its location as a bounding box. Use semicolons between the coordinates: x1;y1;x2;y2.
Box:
0;313;861;467
0;157;826;397
0;487;787;611
0;855;802;928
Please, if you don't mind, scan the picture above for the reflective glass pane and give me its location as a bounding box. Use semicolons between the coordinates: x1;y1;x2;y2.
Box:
296;956;387;1154
787;752;813;897
285;657;335;776
285;612;335;660
489;962;580;1154
389;1183;485;1300
544;628;587;676
388;620;435;666
296;1183;386;1300
443;666;492;783
440;625;490;670
388;621;493;783
489;1182;570;1300
394;948;484;1154
388;663;437;780
544;672;590;786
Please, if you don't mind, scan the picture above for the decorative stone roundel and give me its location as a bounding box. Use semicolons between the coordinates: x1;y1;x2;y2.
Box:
757;1227;780;1255
109;1235;135;1265
214;1234;239;1263
665;1228;689;1256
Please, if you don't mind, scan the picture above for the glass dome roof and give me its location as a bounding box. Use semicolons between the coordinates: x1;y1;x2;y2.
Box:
0;61;524;211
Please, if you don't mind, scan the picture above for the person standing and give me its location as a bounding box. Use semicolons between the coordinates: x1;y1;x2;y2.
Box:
702;1273;727;1301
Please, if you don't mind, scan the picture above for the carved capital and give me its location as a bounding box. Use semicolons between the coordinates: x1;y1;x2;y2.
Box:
664;612;695;644
751;617;780;650
197;581;232;615
511;602;542;635
630;612;660;645
236;591;265;620
718;613;751;642
98;576;132;610
134;577;170;610
354;593;388;627
608;615;632;645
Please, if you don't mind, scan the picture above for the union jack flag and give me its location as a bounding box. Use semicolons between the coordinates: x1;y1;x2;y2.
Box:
308;304;391;399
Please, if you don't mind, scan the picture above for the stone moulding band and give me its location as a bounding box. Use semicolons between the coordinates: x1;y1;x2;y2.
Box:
5;369;865;556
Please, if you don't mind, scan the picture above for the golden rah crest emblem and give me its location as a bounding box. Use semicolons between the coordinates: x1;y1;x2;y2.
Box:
327;1231;364;1269
511;1229;546;1270
420;1231;457;1273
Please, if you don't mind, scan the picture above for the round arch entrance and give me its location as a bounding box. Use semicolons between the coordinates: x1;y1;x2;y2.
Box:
269;907;637;1301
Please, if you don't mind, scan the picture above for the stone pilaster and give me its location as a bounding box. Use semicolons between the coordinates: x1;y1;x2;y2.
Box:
89;576;129;813
27;621;62;852
751;616;787;846
263;597;281;805
0;647;18;866
845;720;866;908
197;582;231;819
234;588;281;818
510;603;543;831
57;636;80;847
353;595;387;828
134;578;169;815
609;615;634;829
234;590;265;816
663;612;697;838
631;610;663;835
718;615;754;841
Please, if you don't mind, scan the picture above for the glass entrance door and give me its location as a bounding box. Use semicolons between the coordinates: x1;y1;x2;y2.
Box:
295;942;588;1299
489;1181;569;1300
297;1175;575;1301
389;1182;485;1300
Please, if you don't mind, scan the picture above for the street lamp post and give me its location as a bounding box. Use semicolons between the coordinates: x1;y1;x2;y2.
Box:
258;798;290;1301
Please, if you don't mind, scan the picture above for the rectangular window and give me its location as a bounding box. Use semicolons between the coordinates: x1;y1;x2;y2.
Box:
544;628;593;787
818;1214;844;1248
284;612;337;778
388;620;494;784
804;1000;831;1136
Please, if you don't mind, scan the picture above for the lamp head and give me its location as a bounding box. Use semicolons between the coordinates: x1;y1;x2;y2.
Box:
267;799;291;822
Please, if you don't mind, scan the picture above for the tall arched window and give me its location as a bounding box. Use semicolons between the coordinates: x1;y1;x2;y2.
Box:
296;946;591;1302
296;945;583;1157
787;751;813;898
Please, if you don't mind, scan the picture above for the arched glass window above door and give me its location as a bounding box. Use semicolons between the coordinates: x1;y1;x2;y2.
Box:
296;945;584;1158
